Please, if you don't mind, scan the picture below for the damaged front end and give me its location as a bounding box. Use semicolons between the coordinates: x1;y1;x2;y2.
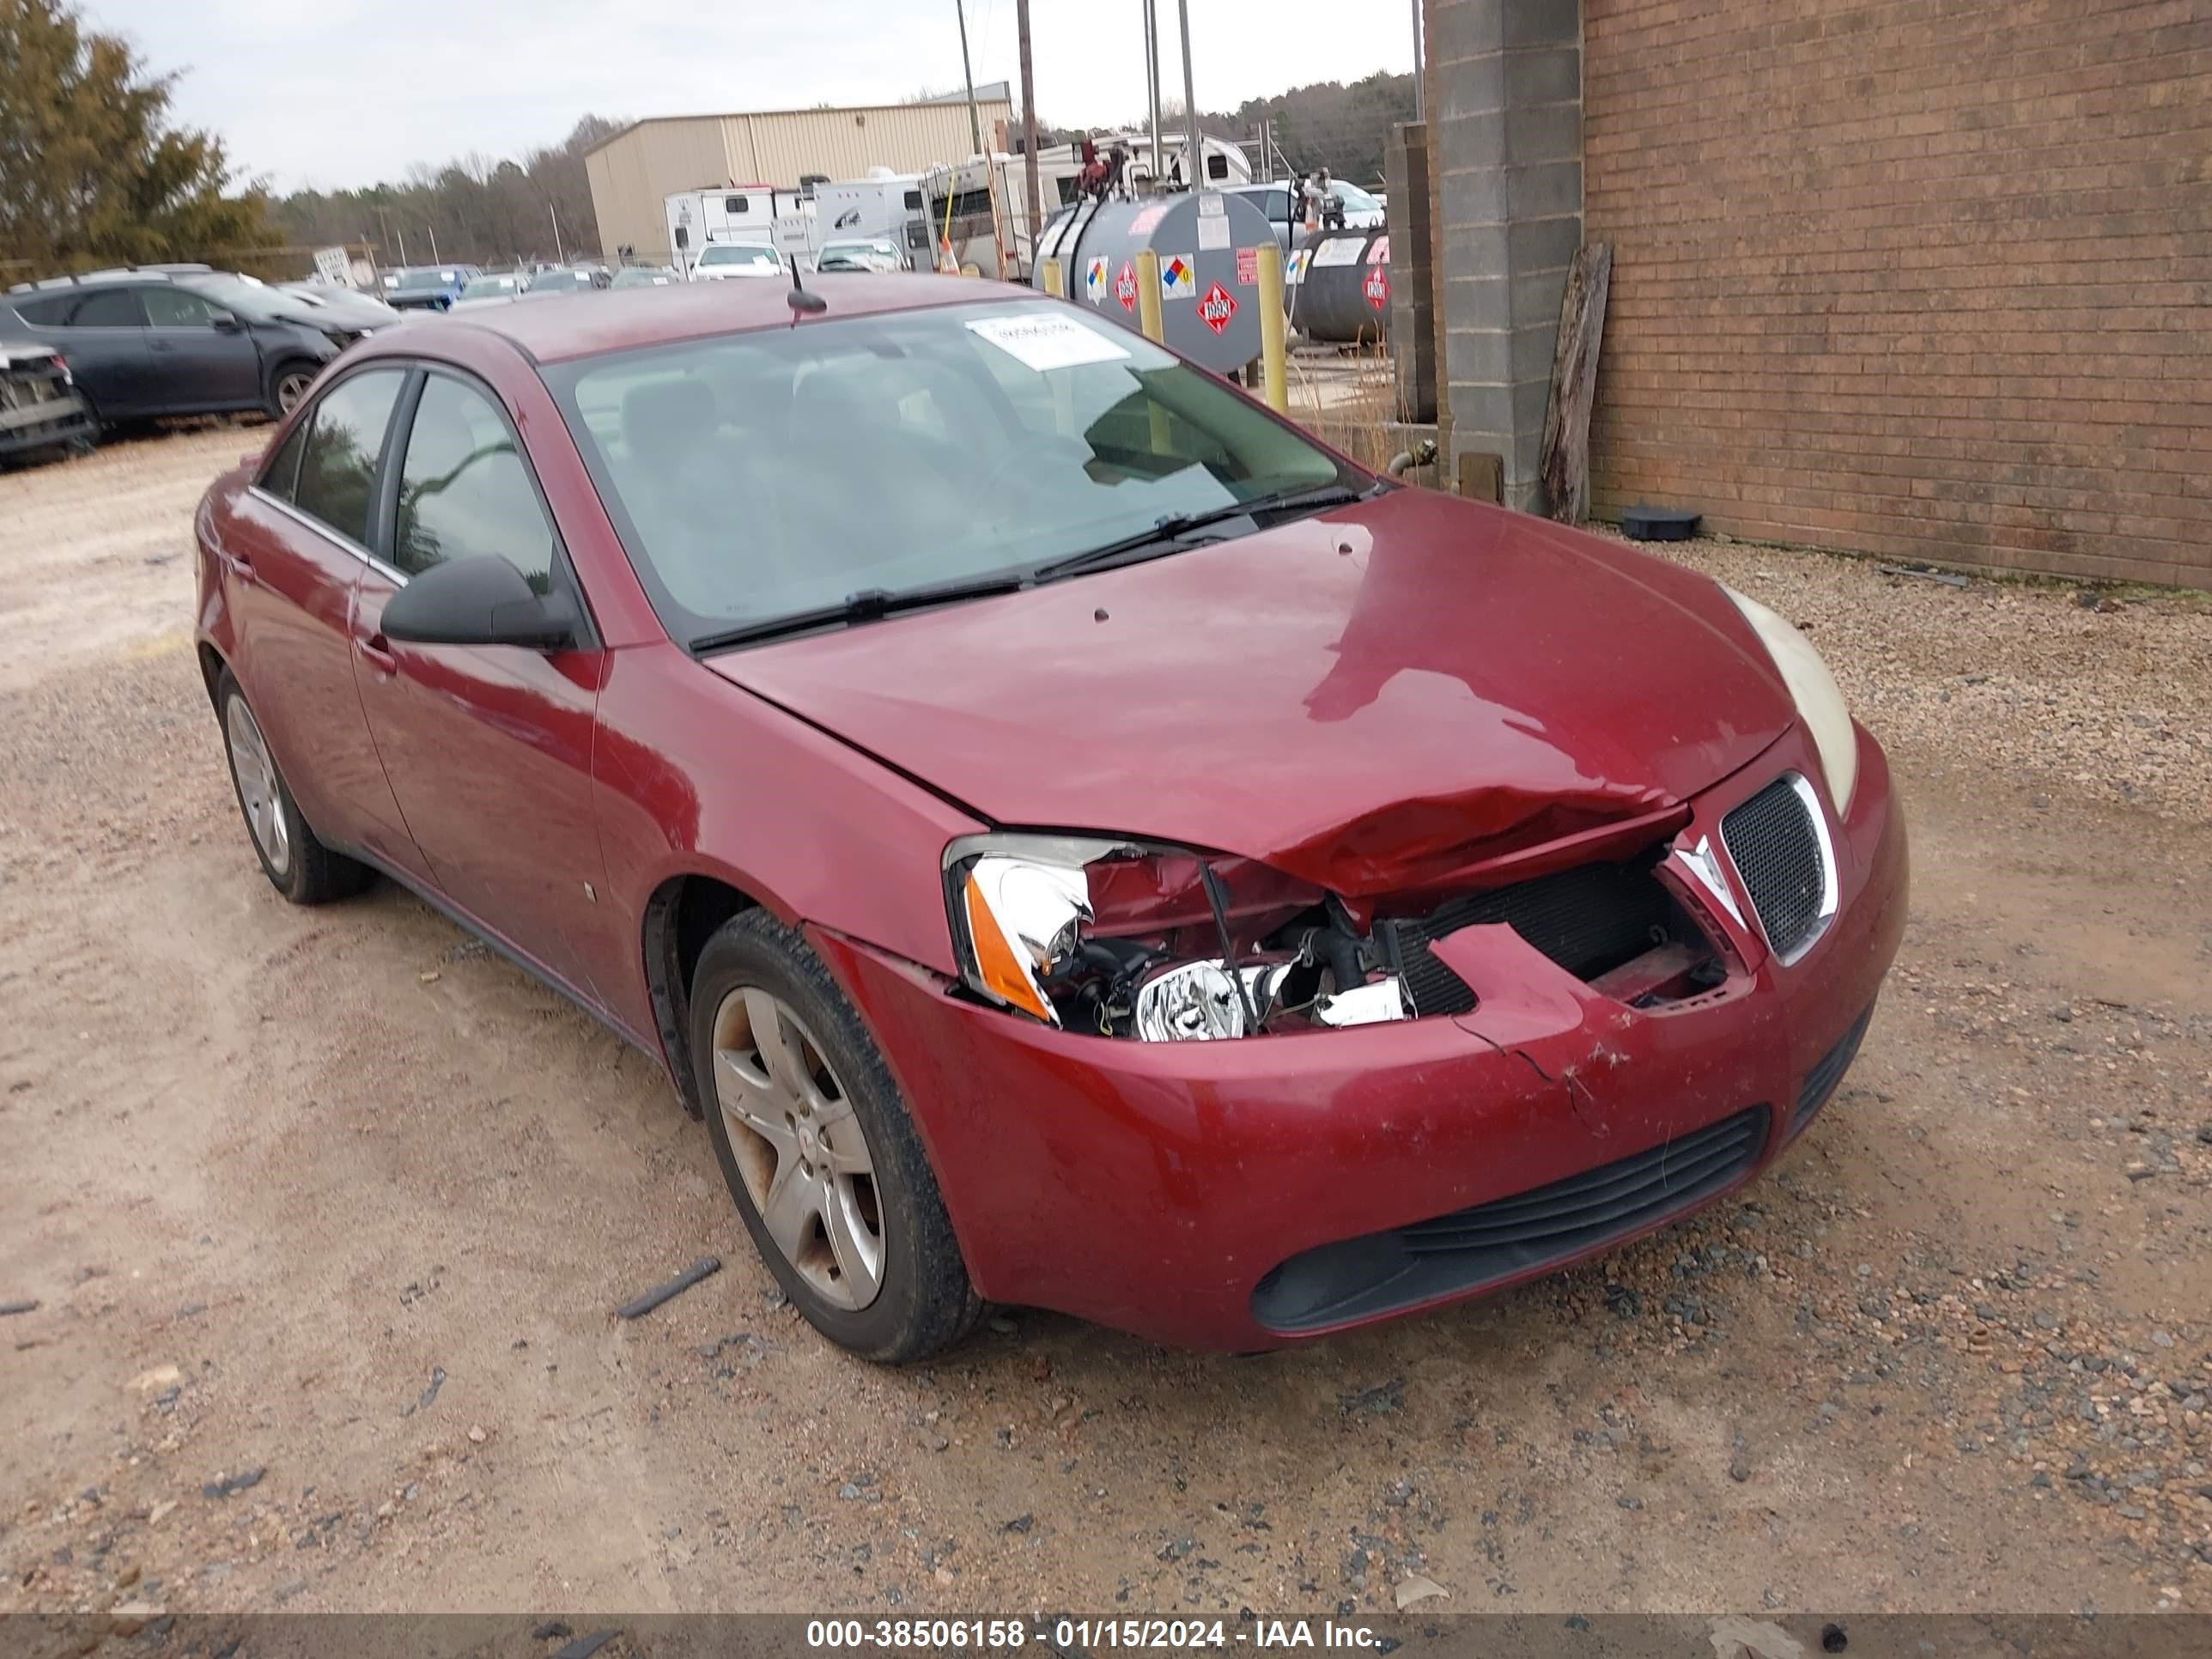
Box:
944;822;1737;1042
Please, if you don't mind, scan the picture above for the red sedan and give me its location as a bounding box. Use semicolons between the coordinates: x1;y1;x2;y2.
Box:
192;276;1906;1359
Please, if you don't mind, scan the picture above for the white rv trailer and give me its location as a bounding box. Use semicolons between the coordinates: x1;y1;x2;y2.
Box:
662;185;814;279
813;169;928;266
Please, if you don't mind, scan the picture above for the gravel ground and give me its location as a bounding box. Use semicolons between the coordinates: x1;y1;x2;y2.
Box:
1620;532;2212;824
1;436;2208;1625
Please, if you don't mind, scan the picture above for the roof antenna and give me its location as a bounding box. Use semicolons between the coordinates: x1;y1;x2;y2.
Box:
786;250;825;319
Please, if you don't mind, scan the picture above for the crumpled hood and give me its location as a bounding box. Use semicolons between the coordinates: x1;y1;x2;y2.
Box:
708;489;1796;895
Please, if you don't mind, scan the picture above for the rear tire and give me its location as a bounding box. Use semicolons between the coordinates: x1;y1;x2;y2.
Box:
216;671;372;905
690;909;981;1362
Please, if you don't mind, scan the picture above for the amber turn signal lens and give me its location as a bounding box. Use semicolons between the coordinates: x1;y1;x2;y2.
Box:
963;872;1053;1021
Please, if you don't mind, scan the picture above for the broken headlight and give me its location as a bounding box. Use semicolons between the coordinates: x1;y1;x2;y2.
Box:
944;834;1408;1040
1723;585;1858;813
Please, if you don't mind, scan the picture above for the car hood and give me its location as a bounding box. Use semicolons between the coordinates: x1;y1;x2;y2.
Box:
707;489;1797;895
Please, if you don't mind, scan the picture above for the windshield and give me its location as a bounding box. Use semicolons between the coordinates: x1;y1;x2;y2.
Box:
469;275;520;295
699;244;777;267
395;268;459;292
544;299;1357;647
1330;181;1382;212
611;266;678;287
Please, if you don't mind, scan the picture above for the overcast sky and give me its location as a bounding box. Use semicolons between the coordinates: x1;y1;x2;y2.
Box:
82;0;1418;192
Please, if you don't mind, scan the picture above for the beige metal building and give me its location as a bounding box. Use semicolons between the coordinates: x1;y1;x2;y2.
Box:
586;85;1012;262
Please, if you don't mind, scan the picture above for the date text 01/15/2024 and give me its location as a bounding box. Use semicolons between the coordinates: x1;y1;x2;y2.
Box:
805;1619;1388;1650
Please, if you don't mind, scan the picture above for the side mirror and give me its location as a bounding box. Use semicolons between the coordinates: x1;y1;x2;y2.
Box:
379;556;577;651
210;311;242;332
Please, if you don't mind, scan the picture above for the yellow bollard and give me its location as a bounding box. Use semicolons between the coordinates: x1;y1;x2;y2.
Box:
1135;250;1165;345
1256;242;1289;415
1134;250;1171;453
1042;258;1064;298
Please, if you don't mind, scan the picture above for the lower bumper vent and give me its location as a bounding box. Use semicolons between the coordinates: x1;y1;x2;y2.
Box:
1250;1105;1770;1333
1790;1003;1874;1136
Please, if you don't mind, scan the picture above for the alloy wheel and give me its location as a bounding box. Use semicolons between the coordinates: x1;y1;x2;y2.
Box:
275;370;315;413
224;696;290;877
711;985;884;1310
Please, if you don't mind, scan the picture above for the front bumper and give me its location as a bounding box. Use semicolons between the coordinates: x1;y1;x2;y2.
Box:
812;725;1908;1351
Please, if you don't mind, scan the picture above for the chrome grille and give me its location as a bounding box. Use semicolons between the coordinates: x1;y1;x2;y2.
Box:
1722;775;1832;961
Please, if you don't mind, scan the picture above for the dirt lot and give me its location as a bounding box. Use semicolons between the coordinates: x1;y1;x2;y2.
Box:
3;428;2209;1620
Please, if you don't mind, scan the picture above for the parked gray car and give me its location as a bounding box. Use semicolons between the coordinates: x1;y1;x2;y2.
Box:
0;267;368;424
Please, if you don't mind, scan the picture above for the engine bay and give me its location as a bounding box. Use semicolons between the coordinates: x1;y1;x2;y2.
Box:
949;835;1735;1042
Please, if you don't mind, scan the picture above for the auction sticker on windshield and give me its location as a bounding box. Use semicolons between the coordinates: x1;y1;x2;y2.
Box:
966;313;1131;372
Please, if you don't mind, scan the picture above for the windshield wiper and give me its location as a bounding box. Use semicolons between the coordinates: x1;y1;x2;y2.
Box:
1030;483;1370;582
689;572;1031;654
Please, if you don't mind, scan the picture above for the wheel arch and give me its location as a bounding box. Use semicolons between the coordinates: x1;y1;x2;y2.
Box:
196;641;228;709
641;872;764;1120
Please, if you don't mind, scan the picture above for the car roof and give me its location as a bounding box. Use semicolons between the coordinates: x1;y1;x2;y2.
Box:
435;272;1030;364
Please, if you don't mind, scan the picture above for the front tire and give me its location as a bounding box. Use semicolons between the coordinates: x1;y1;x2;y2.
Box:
217;672;371;904
690;909;981;1362
268;362;319;419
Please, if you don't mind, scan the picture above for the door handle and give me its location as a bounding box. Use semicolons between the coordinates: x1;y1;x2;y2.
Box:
222;551;258;586
149;339;176;352
355;635;398;675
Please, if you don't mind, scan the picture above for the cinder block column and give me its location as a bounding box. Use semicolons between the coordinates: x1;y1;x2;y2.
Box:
1424;0;1583;511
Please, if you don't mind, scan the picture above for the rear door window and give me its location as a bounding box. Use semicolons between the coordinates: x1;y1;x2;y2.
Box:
11;295;74;325
67;289;148;327
291;370;408;547
259;422;311;502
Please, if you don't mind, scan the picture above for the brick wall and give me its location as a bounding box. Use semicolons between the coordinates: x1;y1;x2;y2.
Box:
1582;0;2212;589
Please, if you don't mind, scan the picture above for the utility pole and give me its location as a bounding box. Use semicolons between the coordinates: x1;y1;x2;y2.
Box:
955;0;984;156
1411;0;1425;120
1017;0;1042;237
1176;0;1201;190
1143;0;1163;184
549;203;566;264
428;224;440;263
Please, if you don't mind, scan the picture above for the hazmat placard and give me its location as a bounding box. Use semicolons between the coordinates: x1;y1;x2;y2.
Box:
1285;248;1311;286
1364;266;1391;310
1367;236;1391;264
966;313;1131;372
1084;257;1110;303
1236;246;1259;287
1197;282;1238;336
1115;260;1138;312
1159;253;1197;300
